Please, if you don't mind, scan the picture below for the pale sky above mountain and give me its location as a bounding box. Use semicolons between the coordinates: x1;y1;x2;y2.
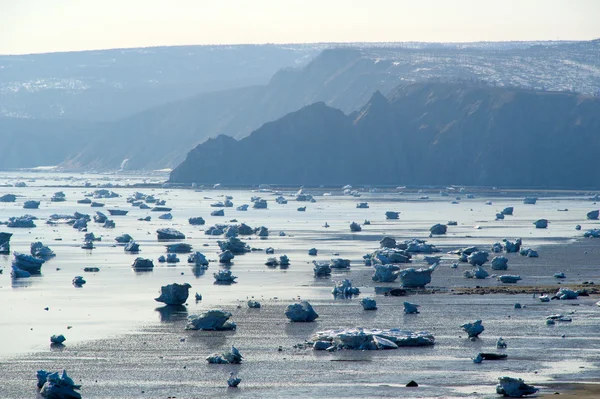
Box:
1;0;599;54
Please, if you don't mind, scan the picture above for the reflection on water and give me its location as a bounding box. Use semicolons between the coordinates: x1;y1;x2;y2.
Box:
50;343;66;351
155;305;188;323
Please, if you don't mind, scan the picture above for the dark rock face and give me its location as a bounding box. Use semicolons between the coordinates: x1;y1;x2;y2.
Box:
170;83;600;188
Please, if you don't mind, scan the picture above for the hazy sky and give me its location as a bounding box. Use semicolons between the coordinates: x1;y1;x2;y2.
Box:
1;0;599;54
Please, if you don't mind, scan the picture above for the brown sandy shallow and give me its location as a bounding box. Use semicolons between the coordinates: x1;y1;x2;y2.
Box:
542;382;600;398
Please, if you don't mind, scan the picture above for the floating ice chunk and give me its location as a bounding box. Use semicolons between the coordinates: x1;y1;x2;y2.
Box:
461;320;484;338
495;213;505;220
0;194;16;202
497;337;507;349
157;228;185;240
539;294;550;302
350;222;362;232
523;197;537;205
165;253;180;263
37;369;81;399
72;276;86;286
158;212;172;220
584;229;600;238
467;251;489;266
330;258;351;269
587;210;599;220
23;200;40;209
166;243;192;253
211;209;225;216
255;226;269;237
423;256;441;265
380;237;396;248
360;297;377;310
188;217;205;225
124;241;140;252
503;238;522;253
372;264;400;282
472;353;483;363
533;219;548;229
279;255;290;266
464;266;489;279
491;242;503;253
547;314;572;322
247;300;261;309
265;247;274;254
218;237;249;254
208;345;243;364
186;310;236;330
31;242;55;258
227;373;241;388
50;334;66;344
11;265;31;278
132;258;153;270
498;275;521;283
213;269;236;283
519;248;538;257
253;199;268;209
385;211;400;220
13;252;45;273
285;301;319;322
496;376;538;397
554;272;566;279
93;212;107;223
356;202;369;209
115;233;133;243
7;215;36;228
313;261;331;277
491;256;509;270
370;248;411;265
308;248;318;256
502;207;514;215
429;223;447;235
236;204;248;211
401;239;439;253
188;252;208;266
311;327;435;349
332;279;360;297
555;288;578;300
155;283;191;305
398;265;436;287
403;302;420;314
107;209;128;216
265;257;278;266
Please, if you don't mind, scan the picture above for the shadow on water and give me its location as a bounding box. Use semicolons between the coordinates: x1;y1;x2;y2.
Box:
155;305;188;323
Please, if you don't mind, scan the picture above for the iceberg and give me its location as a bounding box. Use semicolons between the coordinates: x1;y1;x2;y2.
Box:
157;228;185;240
155;283;191;305
0;232;12;254
265;257;279;266
491;256;508;270
13;252;44;273
166;243;193;253
429;223;447;235
308;248;318;256
165;253;180;263
403;302;420;314
213;268;236;282
124;241;140;252
463;266;489;279
50;334;66;344
207;345;243;364
108;209;128;216
211;209;225;216
398;265;436;287
350;222;362;232
93;211;107;223
132;258;154;271
496;376;538;397
236;204;249;211
504;238;521;253
255;226;269;237
360;297;377;310
30;242;55;258
227;373;241;388
400;239;440;253
498;275;522;283
555;288;578;300
72;276;86;286
356;202;369;209
218;236;249;254
285;301;319;322
0;194;16;202
115;233;133;243
497;337;507;349
188;252;209;266
36;369;81;399
369;248;411;265
11;265;31;278
253;199;268;209
385;211;400;220
380;237;397;248
533;219;548;228
523;197;537;204
461;320;484;338
587;210;599;220
372;264;400;282
311;328;435;350
7;215;36;228
502;207;514;215
313;261;332;277
279;255;290;266
186;310;236;330
23;200;40;209
584;229;600;238
158;212;172;220
189;216;206;225
496;213;505;220
330;258;351;269
247;300;261;309
467;251;489;266
332;279;360;297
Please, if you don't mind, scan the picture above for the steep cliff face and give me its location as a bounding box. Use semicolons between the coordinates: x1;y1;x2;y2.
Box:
170;82;600;188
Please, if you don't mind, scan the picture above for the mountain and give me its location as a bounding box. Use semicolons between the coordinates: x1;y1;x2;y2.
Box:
0;44;323;121
169;82;600;189
60;40;600;171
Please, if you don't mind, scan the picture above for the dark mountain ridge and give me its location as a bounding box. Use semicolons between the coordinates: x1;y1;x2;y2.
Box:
169;82;600;189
